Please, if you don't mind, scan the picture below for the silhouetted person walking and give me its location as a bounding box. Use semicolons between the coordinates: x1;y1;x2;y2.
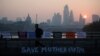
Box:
35;24;44;47
35;24;43;38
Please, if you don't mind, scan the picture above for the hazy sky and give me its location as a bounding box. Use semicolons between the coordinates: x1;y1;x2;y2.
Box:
0;0;100;23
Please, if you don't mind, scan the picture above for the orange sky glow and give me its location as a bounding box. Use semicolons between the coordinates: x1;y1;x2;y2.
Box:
0;0;100;23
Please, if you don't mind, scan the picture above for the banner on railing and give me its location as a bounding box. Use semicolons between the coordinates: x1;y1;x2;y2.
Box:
42;32;51;38
65;32;75;39
53;32;62;38
27;32;36;39
76;32;86;38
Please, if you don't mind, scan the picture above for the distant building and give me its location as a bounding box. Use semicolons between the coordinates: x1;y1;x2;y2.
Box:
0;17;8;24
24;14;32;31
51;13;62;26
63;5;70;26
25;14;32;24
16;17;22;22
47;19;51;25
40;5;86;31
69;10;74;25
92;14;100;22
79;14;85;28
39;22;48;30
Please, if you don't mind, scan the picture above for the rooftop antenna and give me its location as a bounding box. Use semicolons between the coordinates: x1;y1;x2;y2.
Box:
35;14;38;28
36;14;38;24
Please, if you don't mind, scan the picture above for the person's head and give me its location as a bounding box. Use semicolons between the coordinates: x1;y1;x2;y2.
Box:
35;24;39;28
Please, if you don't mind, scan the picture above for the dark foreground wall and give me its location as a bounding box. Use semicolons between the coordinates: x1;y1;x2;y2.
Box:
0;39;100;56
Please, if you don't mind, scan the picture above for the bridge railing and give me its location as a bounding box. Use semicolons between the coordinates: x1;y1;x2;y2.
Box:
0;38;100;55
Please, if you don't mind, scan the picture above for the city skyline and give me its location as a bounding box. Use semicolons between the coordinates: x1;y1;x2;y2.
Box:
0;5;86;25
0;0;100;23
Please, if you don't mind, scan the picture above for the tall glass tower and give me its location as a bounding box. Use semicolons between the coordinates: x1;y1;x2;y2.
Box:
63;5;70;26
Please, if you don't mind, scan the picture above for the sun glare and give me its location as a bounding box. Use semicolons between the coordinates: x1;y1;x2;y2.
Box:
83;15;87;18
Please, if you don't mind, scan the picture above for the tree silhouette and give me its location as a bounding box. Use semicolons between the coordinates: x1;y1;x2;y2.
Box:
83;20;100;39
83;20;100;32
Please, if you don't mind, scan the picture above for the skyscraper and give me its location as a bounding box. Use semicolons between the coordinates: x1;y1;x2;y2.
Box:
79;14;85;28
63;5;70;26
69;10;74;25
51;13;56;25
52;13;62;26
92;14;100;22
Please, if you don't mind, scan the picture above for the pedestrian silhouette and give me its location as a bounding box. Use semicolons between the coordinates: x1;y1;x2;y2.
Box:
35;24;44;47
35;24;43;38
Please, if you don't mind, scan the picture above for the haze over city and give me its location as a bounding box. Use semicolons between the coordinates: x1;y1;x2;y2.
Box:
0;0;100;23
